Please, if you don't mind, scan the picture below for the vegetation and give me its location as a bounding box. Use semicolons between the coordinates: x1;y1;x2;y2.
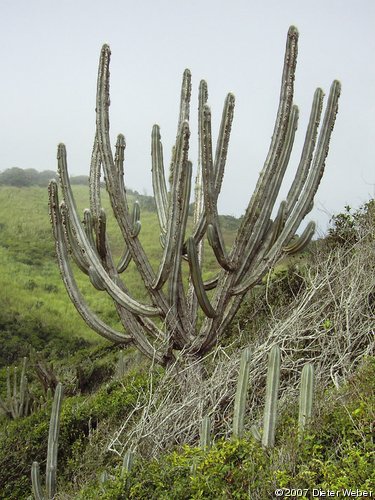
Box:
50;26;340;366
0;23;373;500
0;179;374;498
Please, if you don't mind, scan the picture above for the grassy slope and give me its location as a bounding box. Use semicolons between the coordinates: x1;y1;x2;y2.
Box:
1;185;373;499
0;185;237;366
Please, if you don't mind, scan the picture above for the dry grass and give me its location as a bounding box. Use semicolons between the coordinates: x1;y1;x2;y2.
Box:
108;227;375;458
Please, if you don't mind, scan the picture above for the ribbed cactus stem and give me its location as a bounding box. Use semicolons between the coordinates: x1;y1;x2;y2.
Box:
0;357;29;419
31;382;64;500
46;383;63;498
262;345;281;448
200;415;212;450
233;347;251;438
31;462;45;500
122;450;134;476
298;363;314;442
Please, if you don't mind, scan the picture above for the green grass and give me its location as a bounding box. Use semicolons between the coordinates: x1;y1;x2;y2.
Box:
0;185;239;367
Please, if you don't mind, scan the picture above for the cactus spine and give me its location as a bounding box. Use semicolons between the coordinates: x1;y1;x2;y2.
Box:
232;347;251;438
31;382;64;500
298;363;314;442
262;346;281;448
49;27;340;365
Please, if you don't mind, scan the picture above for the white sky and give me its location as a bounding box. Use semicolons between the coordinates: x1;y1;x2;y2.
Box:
0;0;374;233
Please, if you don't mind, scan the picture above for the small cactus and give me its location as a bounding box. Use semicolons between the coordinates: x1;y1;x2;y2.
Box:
0;357;30;419
298;363;314;442
121;450;135;476
200;415;212;450
232;347;251;438
262;345;281;448
31;383;64;500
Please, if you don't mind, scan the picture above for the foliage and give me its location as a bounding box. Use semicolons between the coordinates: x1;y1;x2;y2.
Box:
75;357;375;499
327;199;375;247
0;367;152;499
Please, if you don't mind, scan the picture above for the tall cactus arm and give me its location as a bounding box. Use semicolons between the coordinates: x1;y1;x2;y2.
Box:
285;88;324;216
232;80;341;296
168;160;192;319
193;80;208;233
95;45;159;292
200;104;216;225
191;89;235;246
213;92;235;199
151;124;168;235
230;26;298;264
112;134;145;272
187;80;207;325
233;103;299;283
199;103;236;271
153;120;191;290
48;181;132;343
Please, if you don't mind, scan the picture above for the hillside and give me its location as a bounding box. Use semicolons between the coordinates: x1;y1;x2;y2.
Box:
0;181;374;498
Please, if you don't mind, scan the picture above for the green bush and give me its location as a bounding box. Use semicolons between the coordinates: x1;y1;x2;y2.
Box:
0;369;152;499
76;357;374;500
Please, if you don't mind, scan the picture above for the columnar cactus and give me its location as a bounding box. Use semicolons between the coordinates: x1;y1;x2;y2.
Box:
0;357;30;419
233;347;251;438
261;345;281;448
31;382;64;500
200;415;212;450
298;363;314;442
49;26;340;365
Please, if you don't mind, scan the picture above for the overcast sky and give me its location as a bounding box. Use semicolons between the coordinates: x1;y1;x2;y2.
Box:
0;0;374;233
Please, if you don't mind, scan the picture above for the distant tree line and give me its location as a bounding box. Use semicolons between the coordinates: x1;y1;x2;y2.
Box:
0;167;88;187
0;168;243;222
0;167;158;211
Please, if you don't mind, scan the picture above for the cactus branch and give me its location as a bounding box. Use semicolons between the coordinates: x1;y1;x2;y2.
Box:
50;27;340;365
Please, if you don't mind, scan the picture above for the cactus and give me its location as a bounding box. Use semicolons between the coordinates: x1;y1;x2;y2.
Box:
200;415;212;450
121;450;135;476
31;382;64;500
232;347;251;438
49;26;340;365
262;345;281;448
115;351;128;380
246;354;314;449
0;357;30;419
298;363;314;442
